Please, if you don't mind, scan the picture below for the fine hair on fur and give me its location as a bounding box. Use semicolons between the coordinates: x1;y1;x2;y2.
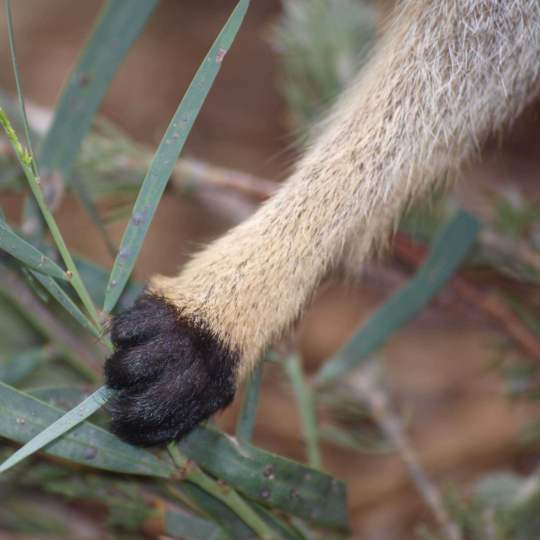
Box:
105;0;540;446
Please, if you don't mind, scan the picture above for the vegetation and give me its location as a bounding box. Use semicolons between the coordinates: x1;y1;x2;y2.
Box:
0;0;539;538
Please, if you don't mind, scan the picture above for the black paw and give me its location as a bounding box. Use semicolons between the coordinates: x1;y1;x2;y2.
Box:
104;293;238;446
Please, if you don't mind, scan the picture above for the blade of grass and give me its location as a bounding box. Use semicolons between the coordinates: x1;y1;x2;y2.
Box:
0;221;68;281
0;217;100;339
168;443;277;540
235;363;263;441
5;0;38;177
30;272;101;338
71;173;117;258
165;507;226;540
0;347;54;385
23;0;159;233
0;385;110;474
284;355;322;469
0;382;173;477
179;427;348;530
0;109;102;329
315;210;480;385
175;483;305;540
103;0;251;312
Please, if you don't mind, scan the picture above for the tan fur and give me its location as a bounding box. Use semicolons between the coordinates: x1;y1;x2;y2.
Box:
151;0;540;380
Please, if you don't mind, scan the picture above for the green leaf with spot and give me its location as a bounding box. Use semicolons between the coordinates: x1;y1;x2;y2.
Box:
103;0;251;312
180;427;348;531
0;383;173;477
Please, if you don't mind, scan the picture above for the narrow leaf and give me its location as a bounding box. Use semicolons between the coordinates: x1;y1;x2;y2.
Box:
37;0;159;184
0;221;67;280
103;0;251;312
180;427;348;531
0;347;52;385
23;0;159;230
31;272;101;338
165;508;225;540
315;210;480;384
284;355;321;468
0;383;173;476
236;363;263;441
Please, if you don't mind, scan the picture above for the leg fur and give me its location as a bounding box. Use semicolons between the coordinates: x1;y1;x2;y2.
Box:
106;0;540;445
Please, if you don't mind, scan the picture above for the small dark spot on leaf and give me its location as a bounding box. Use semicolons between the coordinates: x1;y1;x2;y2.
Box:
263;464;275;480
290;488;300;499
83;446;98;460
78;73;91;86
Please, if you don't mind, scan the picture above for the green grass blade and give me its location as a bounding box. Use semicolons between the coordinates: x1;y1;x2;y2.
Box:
235;363;263;441
0;383;174;476
0;347;53;385
30;272;101;338
165;508;226;540
37;0;159;184
23;0;159;230
5;0;39;177
179;483;305;540
103;0;251;312
0;221;67;281
179;427;348;531
284;355;321;469
315;210;481;385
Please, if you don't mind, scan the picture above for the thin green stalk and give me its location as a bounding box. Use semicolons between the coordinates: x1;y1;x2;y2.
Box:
5;0;39;177
284;355;322;469
167;443;277;540
235;363;263;441
0;109;101;332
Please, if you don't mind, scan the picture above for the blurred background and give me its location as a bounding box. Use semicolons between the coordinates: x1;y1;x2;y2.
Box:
1;0;540;538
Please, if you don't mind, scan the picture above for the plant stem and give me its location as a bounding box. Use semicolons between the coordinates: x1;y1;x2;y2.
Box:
167;442;277;540
0;109;102;332
284;354;322;469
350;361;462;540
5;0;39;178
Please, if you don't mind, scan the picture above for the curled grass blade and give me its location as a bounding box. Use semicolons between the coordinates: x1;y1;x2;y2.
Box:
103;0;251;312
0;221;67;281
315;210;480;385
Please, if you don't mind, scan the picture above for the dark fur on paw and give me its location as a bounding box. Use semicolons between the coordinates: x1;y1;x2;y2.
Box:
104;293;238;446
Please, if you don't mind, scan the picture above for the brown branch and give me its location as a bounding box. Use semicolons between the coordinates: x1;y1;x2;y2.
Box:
347;363;463;540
